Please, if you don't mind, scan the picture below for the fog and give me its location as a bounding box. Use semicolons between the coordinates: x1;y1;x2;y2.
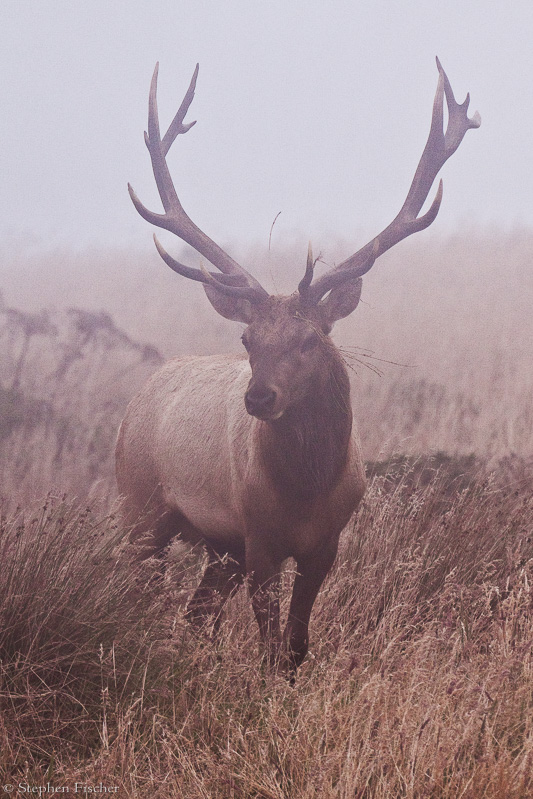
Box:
1;0;532;263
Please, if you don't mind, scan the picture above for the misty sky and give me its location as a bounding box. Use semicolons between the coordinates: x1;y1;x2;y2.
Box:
1;1;533;256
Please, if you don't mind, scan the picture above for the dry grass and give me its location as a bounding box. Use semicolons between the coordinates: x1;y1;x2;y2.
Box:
1;229;532;794
1;461;532;797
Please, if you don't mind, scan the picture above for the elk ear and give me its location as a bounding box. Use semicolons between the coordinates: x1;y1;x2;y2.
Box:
318;278;362;331
203;284;254;324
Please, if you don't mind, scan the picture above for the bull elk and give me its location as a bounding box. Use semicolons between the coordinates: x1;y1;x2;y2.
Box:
116;59;480;671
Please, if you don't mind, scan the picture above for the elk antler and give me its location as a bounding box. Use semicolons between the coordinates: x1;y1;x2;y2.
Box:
301;58;481;305
129;64;268;302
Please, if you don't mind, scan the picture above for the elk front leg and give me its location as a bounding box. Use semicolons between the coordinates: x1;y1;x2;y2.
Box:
283;539;339;670
246;539;282;666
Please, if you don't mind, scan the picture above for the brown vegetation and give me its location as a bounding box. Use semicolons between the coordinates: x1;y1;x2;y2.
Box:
0;300;162;503
0;230;532;794
1;461;532;796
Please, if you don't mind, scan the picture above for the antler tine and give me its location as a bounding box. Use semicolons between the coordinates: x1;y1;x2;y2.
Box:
153;236;269;301
304;59;480;304
161;63;199;156
298;243;315;296
129;64;268;299
437;56;481;155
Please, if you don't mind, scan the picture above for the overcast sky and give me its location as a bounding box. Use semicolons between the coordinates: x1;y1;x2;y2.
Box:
1;1;532;255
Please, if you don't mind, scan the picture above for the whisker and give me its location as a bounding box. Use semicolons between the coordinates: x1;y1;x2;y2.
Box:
338;350;384;377
338;345;417;369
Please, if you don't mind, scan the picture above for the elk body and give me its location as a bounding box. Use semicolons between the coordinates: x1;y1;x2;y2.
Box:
116;59;480;670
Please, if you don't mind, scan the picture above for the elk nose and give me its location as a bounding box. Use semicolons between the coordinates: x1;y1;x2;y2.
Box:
245;384;277;417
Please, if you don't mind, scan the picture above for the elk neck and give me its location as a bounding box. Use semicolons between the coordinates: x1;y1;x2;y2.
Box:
259;344;352;504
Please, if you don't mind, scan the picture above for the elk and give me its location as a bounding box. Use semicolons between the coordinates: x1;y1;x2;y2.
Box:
116;59;480;671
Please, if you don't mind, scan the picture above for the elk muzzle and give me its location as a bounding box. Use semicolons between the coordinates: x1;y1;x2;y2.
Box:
244;381;281;420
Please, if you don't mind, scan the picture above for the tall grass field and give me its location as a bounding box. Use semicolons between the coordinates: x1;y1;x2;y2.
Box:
0;231;532;796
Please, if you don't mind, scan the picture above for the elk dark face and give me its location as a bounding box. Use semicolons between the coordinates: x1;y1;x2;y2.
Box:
201;276;365;422
241;296;329;421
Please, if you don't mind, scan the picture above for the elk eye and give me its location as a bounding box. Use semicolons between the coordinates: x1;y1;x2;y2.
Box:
301;334;319;353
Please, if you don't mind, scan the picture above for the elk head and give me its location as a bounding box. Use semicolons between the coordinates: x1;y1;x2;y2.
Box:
128;60;480;421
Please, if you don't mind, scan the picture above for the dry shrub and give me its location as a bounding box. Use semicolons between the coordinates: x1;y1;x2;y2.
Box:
1;461;532;797
0;303;163;504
